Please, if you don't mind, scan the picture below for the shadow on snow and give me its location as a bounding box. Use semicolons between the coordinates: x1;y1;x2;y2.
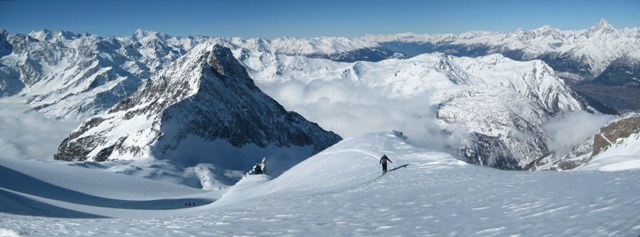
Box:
0;164;214;218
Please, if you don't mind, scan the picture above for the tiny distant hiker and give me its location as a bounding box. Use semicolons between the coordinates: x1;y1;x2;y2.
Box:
260;157;267;175
379;154;392;174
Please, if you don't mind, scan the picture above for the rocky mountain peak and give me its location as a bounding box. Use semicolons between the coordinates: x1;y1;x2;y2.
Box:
592;18;615;32
54;44;341;185
207;44;251;80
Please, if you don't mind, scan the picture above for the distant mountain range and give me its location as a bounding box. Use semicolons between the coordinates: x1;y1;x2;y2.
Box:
0;19;637;176
1;19;637;118
364;19;640;113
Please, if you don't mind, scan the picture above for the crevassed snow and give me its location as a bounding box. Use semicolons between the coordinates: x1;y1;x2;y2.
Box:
1;132;639;236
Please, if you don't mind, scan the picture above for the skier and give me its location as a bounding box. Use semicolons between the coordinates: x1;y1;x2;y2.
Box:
260;157;267;175
379;154;392;174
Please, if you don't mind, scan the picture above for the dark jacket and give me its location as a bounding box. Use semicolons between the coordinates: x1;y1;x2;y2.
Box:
379;155;392;165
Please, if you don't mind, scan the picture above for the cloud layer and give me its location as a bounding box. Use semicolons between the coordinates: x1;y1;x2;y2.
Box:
260;78;450;151
543;111;615;155
0;98;79;160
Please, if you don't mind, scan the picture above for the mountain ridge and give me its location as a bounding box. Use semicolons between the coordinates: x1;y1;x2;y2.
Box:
54;44;341;186
3;20;638;117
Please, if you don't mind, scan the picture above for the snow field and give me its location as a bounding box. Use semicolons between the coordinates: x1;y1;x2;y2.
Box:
1;132;639;236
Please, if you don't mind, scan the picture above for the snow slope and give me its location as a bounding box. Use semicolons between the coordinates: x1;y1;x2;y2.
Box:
1;132;639;236
0;157;216;219
590;133;640;171
582;114;640;172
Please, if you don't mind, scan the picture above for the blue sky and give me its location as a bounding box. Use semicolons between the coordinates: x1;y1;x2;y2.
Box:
1;0;639;38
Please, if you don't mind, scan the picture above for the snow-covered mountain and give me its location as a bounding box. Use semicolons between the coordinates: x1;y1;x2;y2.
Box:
53;44;341;186
0;29;401;119
366;19;640;79
2;27;591;170
0;29;197;119
3;20;637;120
3;20;638;119
1;22;635;171
221;36;400;62
365;19;640;112
235;50;584;169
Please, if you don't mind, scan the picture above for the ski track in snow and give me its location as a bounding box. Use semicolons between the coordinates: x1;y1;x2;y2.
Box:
1;133;640;236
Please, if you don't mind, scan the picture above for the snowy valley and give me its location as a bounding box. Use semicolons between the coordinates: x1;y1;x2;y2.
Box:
1;20;640;236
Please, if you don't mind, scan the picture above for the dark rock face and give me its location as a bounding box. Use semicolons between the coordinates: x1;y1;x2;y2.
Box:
571;82;640;114
593;115;640;156
153;46;341;155
567;87;619;115
460;133;521;170
533;53;594;79
54;45;341;178
568;57;640;113
592;57;640;87
456;115;550;171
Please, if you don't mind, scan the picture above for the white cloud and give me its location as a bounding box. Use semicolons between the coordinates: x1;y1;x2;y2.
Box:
0;98;79;160
260;79;449;151
543;111;615;155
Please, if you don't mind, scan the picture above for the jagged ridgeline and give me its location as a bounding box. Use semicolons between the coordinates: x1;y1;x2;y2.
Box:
54;44;341;179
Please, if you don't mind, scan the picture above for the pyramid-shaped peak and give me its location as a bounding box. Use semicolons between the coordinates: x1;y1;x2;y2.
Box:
207;44;249;79
592;18;615;31
53;42;341;182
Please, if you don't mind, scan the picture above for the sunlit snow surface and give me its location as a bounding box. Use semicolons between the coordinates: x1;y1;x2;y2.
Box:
1;132;639;236
583;132;640;172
